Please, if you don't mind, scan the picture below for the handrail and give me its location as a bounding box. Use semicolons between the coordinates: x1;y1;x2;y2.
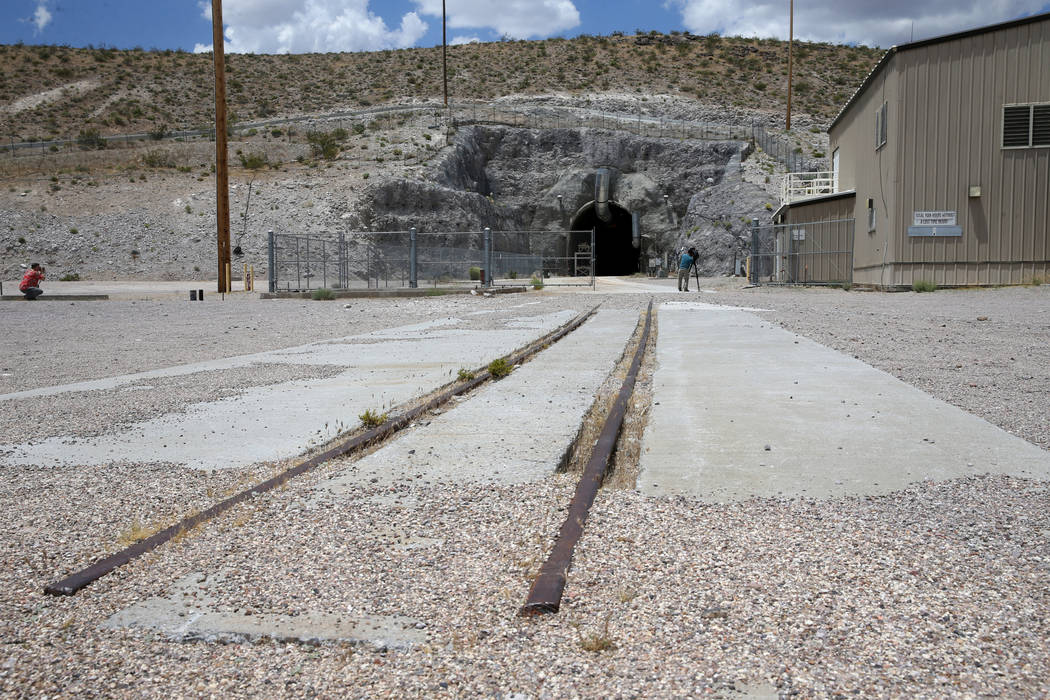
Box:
780;171;839;204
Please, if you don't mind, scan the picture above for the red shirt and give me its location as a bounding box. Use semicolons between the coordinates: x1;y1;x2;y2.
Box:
20;268;44;292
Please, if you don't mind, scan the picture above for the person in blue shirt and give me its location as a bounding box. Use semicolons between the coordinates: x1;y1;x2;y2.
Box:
677;247;698;291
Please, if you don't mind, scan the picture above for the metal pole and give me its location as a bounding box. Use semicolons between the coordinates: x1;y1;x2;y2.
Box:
442;0;448;107
409;227;418;288
590;227;596;288
212;0;232;294
786;0;794;131
487;227;495;287
268;231;275;293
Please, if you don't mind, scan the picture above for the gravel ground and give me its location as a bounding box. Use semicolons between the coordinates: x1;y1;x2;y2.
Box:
1;284;1048;697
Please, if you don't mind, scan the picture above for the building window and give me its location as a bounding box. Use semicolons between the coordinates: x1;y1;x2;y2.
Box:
867;198;876;232
1002;102;1050;148
874;101;888;150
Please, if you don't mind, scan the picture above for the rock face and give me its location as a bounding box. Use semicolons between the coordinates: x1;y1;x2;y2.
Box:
676;149;779;276
0;107;790;280
361;125;745;272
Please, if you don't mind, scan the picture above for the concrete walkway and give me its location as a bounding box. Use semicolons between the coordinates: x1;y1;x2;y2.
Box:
639;301;1050;501
0;311;578;471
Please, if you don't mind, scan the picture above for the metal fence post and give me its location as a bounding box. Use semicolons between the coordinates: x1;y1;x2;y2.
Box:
409;227;418;288
750;222;759;285
590;227;596;288
267;230;275;293
338;232;346;289
484;227;492;288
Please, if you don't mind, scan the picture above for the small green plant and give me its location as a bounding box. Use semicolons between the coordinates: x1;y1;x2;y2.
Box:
358;408;389;428
457;368;476;381
576;613;616;652
69;227;78;234
530;276;544;290
469;266;481;281
311;287;336;300
912;279;937;293
487;358;512;379
508;270;518;279
59;272;80;281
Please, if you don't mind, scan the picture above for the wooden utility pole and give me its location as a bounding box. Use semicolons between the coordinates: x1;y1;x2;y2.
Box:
442;0;448;107
786;0;794;131
212;0;232;293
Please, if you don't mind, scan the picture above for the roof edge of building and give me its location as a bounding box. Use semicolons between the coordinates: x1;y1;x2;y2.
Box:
772;189;856;221
827;11;1050;133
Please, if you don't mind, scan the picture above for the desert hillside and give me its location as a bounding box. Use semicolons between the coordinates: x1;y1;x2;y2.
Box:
0;32;880;143
0;32;882;282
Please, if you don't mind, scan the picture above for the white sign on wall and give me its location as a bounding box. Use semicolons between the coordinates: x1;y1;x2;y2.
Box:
914;211;957;226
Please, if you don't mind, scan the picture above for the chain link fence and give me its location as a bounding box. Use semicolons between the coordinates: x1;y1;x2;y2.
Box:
268;229;596;293
752;124;807;172
749;218;854;286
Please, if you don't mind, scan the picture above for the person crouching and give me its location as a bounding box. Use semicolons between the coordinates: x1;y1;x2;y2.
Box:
20;263;45;300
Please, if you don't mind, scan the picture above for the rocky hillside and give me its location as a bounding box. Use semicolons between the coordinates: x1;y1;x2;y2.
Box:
0;33;881;143
0;33;880;282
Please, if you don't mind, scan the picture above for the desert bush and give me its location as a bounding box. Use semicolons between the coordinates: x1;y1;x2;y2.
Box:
77;129;106;150
912;279;936;293
142;149;175;168
238;152;268;169
307;130;342;160
311;287;335;300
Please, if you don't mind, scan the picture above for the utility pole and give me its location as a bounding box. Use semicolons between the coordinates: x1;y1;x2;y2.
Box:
212;0;232;293
442;0;448;107
786;0;794;131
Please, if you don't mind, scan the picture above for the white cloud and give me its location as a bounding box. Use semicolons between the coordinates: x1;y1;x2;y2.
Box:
33;2;53;32
412;0;580;39
195;0;428;54
668;0;1047;47
451;35;482;45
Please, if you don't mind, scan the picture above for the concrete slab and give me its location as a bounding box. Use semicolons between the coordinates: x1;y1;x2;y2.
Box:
312;308;639;492
106;310;638;645
639;302;1050;501
105;572;426;648
0;311;576;471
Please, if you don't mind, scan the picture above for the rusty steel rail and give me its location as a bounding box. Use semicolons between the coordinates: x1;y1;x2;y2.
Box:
520;300;653;616
45;305;600;597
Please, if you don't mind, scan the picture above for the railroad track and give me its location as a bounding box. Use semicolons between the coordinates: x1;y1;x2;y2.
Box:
46;300;654;626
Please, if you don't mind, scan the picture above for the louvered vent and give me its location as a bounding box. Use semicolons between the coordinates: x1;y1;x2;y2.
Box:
1033;105;1050;147
1002;105;1031;147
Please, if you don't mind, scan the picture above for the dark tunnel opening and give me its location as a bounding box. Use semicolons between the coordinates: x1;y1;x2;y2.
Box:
569;202;640;276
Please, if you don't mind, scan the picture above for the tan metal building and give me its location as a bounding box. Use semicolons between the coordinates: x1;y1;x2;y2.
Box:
817;12;1049;287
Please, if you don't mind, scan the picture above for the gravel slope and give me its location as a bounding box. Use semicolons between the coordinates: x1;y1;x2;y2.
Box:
0;284;1047;698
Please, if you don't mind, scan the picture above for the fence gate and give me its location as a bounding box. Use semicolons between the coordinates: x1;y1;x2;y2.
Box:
749;219;855;286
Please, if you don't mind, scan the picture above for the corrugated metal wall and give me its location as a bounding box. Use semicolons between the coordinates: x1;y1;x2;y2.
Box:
830;68;900;287
832;16;1049;287
895;19;1050;286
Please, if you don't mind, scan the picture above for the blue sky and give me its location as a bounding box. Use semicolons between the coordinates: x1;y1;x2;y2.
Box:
2;1;1048;53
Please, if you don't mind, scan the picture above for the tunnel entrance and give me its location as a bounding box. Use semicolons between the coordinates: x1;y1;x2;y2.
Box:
569;201;640;276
